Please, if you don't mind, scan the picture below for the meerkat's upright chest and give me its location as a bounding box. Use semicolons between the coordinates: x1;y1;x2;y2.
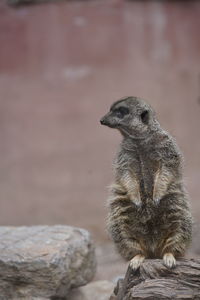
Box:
131;150;160;202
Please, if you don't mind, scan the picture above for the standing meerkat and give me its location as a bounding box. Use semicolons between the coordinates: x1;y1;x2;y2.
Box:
100;96;192;270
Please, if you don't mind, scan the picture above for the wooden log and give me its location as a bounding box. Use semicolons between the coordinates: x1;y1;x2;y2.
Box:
110;259;200;300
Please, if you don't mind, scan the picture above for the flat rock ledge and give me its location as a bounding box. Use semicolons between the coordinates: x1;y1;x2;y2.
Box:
0;225;96;299
110;258;200;300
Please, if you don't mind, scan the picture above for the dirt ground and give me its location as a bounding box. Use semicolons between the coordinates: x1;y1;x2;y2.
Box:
0;0;200;280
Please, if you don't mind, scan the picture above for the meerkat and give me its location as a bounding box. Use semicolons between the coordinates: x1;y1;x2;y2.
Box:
100;96;192;270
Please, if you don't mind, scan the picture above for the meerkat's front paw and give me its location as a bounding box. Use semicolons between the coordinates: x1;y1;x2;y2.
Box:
163;253;176;269
129;254;145;270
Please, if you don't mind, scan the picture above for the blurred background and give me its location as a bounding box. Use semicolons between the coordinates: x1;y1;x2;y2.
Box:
0;0;200;281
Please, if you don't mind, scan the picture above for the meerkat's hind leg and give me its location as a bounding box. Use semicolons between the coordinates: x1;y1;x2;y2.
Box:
129;254;145;271
163;253;176;269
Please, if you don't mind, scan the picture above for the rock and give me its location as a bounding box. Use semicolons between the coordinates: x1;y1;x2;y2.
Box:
110;258;200;299
69;280;115;300
0;225;96;299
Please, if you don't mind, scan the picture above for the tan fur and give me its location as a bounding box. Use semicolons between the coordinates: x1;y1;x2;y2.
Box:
153;165;173;203
130;254;145;270
120;172;141;206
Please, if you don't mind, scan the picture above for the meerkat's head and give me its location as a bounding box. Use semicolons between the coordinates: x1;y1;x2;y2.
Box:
100;96;156;138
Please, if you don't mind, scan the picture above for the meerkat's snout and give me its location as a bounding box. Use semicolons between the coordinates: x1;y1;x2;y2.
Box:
100;116;107;125
100;113;116;128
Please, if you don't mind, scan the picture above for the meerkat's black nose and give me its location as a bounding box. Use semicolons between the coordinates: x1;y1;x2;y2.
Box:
100;117;106;125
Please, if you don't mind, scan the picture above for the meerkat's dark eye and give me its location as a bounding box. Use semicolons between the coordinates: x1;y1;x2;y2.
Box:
114;107;129;118
140;110;149;124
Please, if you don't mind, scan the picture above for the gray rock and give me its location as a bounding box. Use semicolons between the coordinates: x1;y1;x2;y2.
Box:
0;225;96;299
69;280;115;300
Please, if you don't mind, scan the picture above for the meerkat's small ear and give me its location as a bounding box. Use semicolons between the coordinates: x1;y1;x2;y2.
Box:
140;110;149;124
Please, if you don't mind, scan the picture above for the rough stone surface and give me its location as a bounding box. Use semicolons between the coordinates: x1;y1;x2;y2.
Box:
0;225;96;299
69;280;115;300
110;259;200;300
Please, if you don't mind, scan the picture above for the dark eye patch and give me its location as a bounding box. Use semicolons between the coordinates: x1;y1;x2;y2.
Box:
140;110;149;124
113;106;129;118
